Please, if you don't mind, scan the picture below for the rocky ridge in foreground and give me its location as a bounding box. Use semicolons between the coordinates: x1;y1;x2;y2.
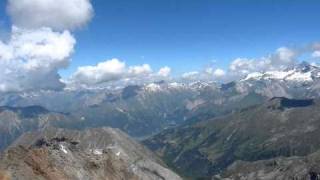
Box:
0;127;182;180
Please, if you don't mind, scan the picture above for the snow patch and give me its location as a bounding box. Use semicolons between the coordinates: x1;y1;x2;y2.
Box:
116;108;125;113
116;151;121;156
265;70;294;80
93;149;103;155
168;82;184;89
186;99;205;110
60;144;68;154
145;83;161;92
242;72;263;81
285;71;313;81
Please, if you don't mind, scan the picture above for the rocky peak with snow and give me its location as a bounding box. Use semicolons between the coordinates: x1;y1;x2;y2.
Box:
242;62;320;82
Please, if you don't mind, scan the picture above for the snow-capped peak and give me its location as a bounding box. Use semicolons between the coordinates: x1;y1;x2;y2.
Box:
242;62;320;82
188;81;210;89
145;83;162;92
242;72;264;81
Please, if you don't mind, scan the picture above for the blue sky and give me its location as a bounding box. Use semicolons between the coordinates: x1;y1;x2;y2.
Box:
1;0;320;77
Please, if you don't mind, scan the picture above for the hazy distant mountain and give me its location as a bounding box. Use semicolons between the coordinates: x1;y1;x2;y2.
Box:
1;62;320;138
0;127;182;180
0;106;79;151
144;97;320;179
0;81;264;138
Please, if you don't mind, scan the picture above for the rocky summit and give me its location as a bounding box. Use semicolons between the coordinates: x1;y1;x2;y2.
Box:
0;128;182;180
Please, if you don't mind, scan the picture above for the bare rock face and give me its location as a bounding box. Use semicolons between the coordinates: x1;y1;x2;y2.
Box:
0;128;182;180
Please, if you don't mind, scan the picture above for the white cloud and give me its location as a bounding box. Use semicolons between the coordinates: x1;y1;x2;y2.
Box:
182;71;199;79
227;47;298;80
180;46;301;82
158;66;171;77
70;59;172;87
275;47;296;63
128;64;152;75
205;67;214;74
7;0;93;30
312;51;320;58
71;59;126;85
229;58;256;73
181;67;226;82
0;27;75;92
310;43;320;58
213;69;226;77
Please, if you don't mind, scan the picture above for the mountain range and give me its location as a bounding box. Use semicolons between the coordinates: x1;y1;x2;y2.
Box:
1;62;320;138
1;62;320;179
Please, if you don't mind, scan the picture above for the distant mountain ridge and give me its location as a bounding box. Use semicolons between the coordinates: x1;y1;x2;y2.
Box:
0;105;79;151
